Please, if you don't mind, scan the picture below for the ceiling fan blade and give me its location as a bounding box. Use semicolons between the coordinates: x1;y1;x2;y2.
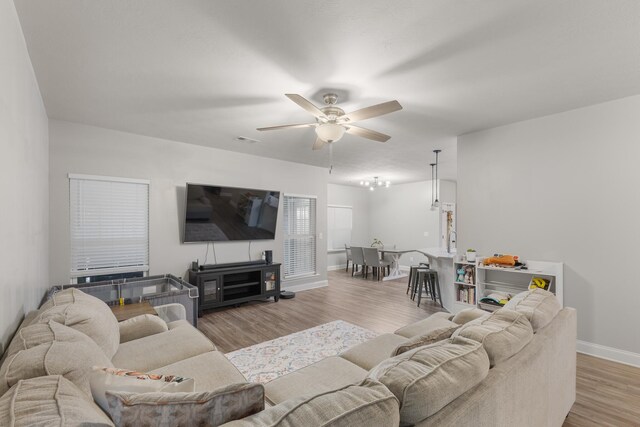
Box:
285;94;327;119
346;125;391;142
339;100;402;123
257;123;316;131
312;138;326;151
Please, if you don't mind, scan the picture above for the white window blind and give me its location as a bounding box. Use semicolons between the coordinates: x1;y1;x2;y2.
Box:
69;175;149;278
327;205;352;251
283;195;317;278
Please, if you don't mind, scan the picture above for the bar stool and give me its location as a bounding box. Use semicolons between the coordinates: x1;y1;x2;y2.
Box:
411;266;432;301
417;269;443;308
406;263;430;295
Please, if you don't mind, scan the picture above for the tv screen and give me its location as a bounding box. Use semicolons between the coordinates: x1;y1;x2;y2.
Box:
183;184;280;242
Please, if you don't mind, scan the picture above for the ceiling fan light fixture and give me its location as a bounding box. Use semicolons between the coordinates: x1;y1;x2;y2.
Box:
315;123;345;143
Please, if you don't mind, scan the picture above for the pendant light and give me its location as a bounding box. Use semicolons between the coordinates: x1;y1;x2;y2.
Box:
432;149;441;208
430;163;436;207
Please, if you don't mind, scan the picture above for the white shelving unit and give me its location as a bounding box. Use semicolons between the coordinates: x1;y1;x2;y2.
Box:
451;255;564;314
452;259;478;313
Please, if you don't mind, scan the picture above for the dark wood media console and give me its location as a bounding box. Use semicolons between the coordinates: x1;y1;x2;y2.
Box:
188;261;281;316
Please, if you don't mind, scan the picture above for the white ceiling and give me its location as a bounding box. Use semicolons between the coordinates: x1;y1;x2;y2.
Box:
14;0;640;185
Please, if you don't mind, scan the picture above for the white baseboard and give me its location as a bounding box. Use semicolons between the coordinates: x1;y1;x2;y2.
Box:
327;264;347;271
282;280;328;293
577;340;640;368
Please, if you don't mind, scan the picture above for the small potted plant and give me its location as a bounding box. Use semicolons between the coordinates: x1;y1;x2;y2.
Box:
466;249;477;262
371;238;384;248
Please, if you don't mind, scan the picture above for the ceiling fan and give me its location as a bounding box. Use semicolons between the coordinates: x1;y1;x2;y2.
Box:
257;93;403;150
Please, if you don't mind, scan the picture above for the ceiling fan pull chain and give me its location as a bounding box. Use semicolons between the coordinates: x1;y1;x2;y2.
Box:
329;143;333;174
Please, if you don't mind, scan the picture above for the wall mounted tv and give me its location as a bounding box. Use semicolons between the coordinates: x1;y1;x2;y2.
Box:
183;183;280;242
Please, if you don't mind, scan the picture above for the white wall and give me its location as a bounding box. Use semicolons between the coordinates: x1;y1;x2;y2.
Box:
327;180;456;270
458;94;640;359
327;184;370;269
0;0;49;354
49;120;328;290
368;180;457;266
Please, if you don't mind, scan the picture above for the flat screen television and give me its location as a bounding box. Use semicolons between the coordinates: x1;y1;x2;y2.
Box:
183;183;280;242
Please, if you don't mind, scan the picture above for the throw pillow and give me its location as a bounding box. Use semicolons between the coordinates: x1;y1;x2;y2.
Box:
29;302;120;359
90;366;195;413
0;331;113;397
106;382;264;426
504;288;561;332
453;308;533;367
392;325;459;355
0;375;114;427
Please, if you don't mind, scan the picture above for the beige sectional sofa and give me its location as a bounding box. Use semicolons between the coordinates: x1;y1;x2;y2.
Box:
0;287;576;426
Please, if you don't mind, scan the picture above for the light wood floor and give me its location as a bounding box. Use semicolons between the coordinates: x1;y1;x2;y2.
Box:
198;270;640;426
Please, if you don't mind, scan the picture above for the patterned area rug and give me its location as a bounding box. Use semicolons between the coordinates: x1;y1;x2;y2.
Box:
225;320;379;383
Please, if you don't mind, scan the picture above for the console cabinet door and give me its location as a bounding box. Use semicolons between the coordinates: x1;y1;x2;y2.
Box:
200;274;221;306
263;268;280;293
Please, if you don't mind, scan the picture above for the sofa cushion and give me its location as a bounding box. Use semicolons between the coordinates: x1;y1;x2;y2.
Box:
452;308;488;325
41;287;107;311
0;376;114;427
112;321;215;371
453;308;534;367
504;288;561;332
30;303;120;359
90;366;195;413
265;356;368;405
0;331;114;396
394;314;459;339
4;320;95;361
153;351;247;392
368;336;490;425
392;324;459;356
222;379;399;427
106;383;264;427
118;314;168;343
340;333;409;370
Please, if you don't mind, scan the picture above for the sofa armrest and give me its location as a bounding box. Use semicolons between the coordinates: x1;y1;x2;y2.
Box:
119;314;168;343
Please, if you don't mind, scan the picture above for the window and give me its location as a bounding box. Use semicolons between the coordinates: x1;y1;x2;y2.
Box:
69;174;149;282
283;194;317;278
327;205;352;251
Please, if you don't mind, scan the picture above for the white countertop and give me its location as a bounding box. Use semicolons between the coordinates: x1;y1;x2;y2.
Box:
421;247;457;259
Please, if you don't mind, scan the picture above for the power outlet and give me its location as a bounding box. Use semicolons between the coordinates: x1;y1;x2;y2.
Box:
423;231;429;237
410;257;414;262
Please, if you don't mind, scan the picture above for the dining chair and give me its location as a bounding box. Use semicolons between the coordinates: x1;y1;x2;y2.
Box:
363;247;392;281
350;247;365;277
344;244;352;272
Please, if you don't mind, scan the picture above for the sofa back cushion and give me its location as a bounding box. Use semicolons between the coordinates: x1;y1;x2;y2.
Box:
394;314;459;339
451;308;488;325
0;376;114;426
392;325;458;356
504;288;561;332
0;324;113;397
40;287;107;311
222;379;399;427
4;320;94;361
30;301;120;359
453;308;533;367
368;337;489;425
